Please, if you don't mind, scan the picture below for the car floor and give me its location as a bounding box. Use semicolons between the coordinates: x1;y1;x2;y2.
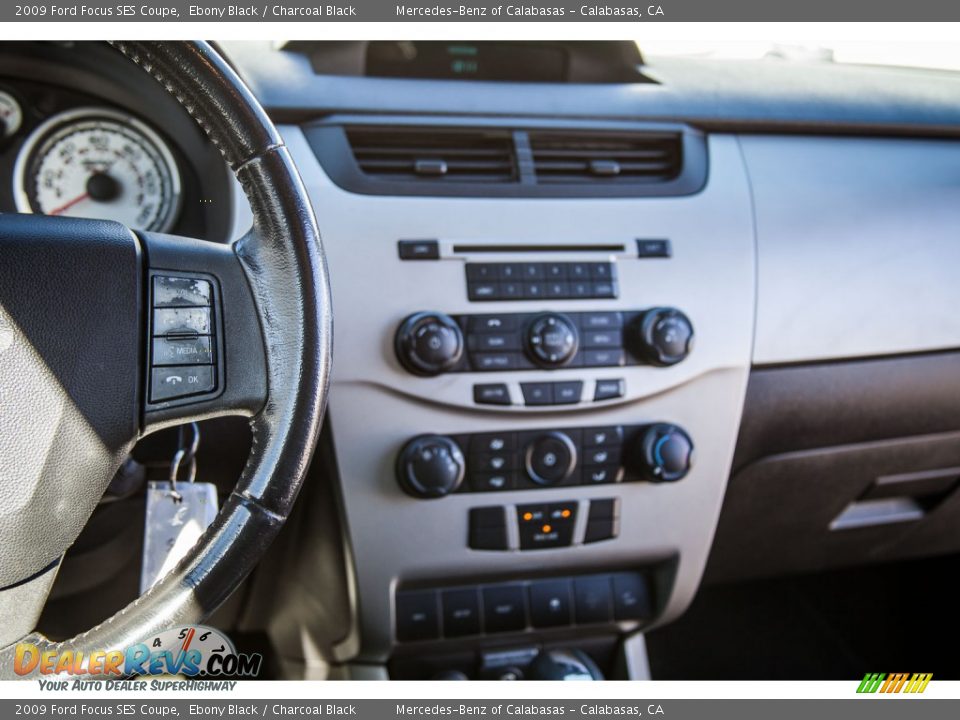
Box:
645;553;960;680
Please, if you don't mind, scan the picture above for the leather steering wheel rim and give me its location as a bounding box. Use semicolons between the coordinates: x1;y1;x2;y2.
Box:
0;41;331;674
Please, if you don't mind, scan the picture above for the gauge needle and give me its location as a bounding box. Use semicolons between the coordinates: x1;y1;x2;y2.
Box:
48;192;90;216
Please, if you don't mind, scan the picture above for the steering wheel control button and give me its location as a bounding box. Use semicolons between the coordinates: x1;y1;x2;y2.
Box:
469;506;509;550
636;423;694;483
584;498;621;544
150;366;215;402
482;585;528;633
397;239;439;260
146;273;220;407
152;336;214;366
528;579;574;628
153;307;212;336
594;378;625;401
518;502;577;549
635;307;694;366
441;588;482;637
395;311;464;376
473;383;512;406
526;313;579;368
396;590;440;642
574;575;614;624
153;275;212;307
612;572;653;621
524;431;577;486
397;435;466;499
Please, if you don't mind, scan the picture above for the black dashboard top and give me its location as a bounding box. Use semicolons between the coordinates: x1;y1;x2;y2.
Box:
222;41;960;137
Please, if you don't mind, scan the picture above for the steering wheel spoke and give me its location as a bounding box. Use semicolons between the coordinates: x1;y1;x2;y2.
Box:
139;230;268;435
0;42;330;671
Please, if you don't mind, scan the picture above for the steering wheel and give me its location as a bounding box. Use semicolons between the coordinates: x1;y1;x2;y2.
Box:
0;41;331;677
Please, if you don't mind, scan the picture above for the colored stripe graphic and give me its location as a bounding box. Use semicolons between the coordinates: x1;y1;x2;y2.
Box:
857;673;886;693
858;672;931;693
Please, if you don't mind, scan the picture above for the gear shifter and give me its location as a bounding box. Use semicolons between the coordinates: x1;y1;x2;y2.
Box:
528;649;604;681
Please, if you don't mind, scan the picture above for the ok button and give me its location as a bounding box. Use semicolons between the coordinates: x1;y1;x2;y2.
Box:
525;431;576;486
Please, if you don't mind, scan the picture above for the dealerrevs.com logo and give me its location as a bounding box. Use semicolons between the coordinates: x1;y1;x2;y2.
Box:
14;625;262;678
857;673;933;694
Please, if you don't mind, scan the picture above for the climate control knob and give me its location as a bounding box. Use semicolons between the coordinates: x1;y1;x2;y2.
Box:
524;431;577;486
395;312;464;376
525;313;579;368
396;435;466;498
635;423;694;483
633;308;694;366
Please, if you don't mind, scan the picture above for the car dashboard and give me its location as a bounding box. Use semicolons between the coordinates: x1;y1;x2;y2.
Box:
5;40;960;681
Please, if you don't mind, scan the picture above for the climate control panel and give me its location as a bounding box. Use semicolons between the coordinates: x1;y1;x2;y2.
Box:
396;423;694;499
394;308;694;377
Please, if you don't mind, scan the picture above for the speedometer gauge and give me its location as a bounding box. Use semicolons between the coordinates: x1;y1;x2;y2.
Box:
13;107;182;232
0;91;22;138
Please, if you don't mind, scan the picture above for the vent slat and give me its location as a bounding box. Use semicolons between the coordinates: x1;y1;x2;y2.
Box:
354;147;511;158
530;131;682;184
347;127;517;183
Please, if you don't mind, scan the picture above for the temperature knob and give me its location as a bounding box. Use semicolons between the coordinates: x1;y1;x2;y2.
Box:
396;435;466;498
635;423;694;483
395;312;464;376
633;308;694;366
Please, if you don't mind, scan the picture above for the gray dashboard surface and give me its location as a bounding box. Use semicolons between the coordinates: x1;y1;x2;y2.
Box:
743;135;960;365
222;42;960;135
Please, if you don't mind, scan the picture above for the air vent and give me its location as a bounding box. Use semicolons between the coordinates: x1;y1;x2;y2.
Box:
346;127;517;183
530;132;683;184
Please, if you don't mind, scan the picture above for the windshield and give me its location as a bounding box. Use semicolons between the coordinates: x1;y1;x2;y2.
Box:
639;38;960;72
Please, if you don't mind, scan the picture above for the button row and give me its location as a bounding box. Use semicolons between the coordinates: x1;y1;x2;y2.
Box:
459;427;624;495
474;379;624;406
395;570;652;642
466;262;618;302
459;311;631;373
469;499;619;552
466;311;622;334
468;349;626;372
149;275;217;403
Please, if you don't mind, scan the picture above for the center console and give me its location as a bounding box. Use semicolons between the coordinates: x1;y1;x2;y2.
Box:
279;122;757;677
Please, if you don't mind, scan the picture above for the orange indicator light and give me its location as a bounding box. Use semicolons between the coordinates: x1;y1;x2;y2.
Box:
523;512;533;521
542;524;552;533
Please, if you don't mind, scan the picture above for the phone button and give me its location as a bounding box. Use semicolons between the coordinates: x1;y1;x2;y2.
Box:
150;365;216;402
